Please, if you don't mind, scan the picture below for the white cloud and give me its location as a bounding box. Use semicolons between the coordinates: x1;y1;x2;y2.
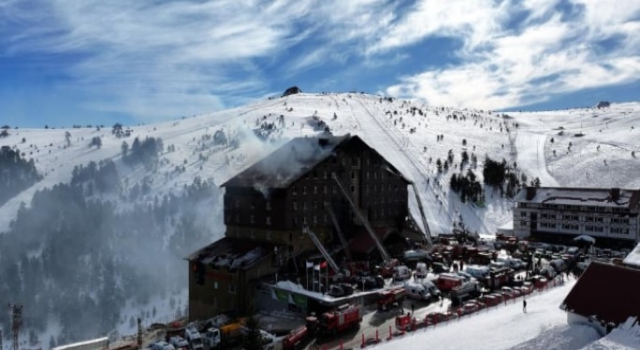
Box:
1;0;638;118
383;0;640;110
0;0;394;121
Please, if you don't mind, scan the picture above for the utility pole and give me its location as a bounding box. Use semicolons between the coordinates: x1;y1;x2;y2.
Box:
8;304;22;350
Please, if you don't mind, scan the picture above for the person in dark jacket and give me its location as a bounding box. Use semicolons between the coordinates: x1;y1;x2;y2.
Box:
523;299;527;313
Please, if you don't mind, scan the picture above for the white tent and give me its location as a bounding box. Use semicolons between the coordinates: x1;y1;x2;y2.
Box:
573;235;596;244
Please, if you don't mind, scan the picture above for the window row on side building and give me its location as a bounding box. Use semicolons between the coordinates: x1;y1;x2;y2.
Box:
513;186;640;248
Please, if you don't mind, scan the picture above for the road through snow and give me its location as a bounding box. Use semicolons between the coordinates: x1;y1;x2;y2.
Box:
515;131;559;187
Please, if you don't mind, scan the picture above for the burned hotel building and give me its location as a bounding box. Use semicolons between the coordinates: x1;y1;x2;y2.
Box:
187;134;414;320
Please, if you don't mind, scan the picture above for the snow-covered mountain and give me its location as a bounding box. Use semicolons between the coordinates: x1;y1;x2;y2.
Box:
1;93;639;346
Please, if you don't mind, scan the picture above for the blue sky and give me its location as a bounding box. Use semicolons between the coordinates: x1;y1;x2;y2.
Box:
1;0;639;128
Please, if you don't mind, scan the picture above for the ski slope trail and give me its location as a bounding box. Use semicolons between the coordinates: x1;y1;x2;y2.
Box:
516;131;560;187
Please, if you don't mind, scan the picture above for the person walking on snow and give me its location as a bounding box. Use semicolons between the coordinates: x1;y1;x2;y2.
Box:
411;303;415;315
523;299;527;313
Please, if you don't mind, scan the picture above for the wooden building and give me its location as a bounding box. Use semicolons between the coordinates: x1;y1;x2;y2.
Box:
560;262;640;335
187;134;412;320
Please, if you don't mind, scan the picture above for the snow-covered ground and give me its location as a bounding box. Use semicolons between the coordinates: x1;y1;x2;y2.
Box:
3;94;638;237
372;278;639;350
2;93;640;348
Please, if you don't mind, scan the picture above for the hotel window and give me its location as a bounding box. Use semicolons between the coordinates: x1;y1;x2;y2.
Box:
351;171;355;180
293;186;298;195
314;186;318;194
293;201;298;211
324;214;328;224
293;218;298;226
350;185;355;193
266;216;271;226
333;185;337;194
366;171;370;179
313;201;318;209
303;186;307;194
611;227;629;235
235;214;239;223
324;171;328;180
374;172;377;179
313;216;317;224
250;215;255;224
324;185;328;194
303;217;308;225
228;284;236;294
266;201;271;211
520;212;527;218
303;202;307;210
234;199;239;208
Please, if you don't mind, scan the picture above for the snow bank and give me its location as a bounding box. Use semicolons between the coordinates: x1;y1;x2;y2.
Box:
372;279;605;350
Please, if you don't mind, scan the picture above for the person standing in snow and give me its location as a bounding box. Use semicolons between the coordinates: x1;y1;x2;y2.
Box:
523;299;527;313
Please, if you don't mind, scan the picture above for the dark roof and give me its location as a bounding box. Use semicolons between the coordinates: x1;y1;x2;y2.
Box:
514;187;640;209
221;134;410;189
185;237;274;270
560;262;640;325
221;134;351;188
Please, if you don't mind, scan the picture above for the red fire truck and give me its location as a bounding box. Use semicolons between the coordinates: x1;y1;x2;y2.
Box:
282;304;362;348
377;287;407;311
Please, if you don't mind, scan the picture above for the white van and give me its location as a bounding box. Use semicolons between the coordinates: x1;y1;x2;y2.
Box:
420;279;442;299
415;262;428;279
404;282;431;302
393;265;412;281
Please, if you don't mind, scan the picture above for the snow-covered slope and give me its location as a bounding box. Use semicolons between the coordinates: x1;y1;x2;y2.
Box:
2;94;640;236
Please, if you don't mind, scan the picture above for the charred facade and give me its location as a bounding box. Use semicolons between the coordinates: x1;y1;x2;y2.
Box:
187;134;411;320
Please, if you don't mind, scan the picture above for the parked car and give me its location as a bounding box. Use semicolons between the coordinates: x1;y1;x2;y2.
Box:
393;265;412;281
455;271;474;282
500;286;515;300
550;259;567;273
354;274;384;290
151;342;175;350
540;266;557;279
403;282;432;302
464;265;490;279
420;279;442;299
169;337;188;350
425;312;454;324
459;302;479;316
432;262;449;274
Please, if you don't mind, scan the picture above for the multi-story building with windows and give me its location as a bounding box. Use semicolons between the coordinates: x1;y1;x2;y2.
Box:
187;134;411;320
513;187;640;247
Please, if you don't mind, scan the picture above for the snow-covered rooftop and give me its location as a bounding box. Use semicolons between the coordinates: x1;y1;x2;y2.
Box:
186;237;272;270
514;187;640;209
623;243;640;268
